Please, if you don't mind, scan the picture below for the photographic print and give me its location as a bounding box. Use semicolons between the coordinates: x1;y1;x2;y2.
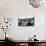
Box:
18;17;34;26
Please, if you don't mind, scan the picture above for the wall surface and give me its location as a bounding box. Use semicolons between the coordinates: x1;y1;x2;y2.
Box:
0;0;46;40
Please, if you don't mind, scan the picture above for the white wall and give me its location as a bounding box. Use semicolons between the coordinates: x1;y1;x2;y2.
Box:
0;0;46;40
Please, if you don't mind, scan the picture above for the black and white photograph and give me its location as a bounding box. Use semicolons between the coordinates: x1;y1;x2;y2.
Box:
18;18;34;26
